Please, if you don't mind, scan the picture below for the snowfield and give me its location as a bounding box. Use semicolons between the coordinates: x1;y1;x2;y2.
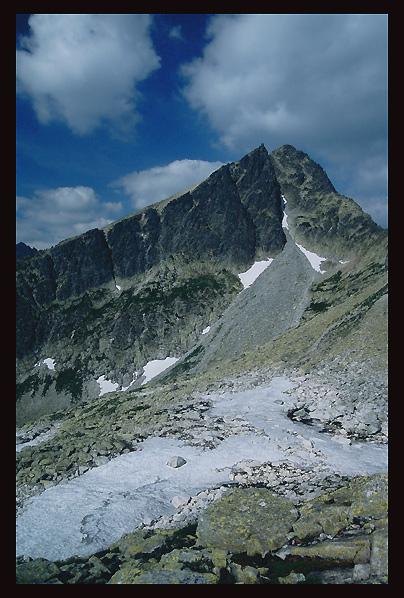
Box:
16;377;387;562
238;259;274;289
295;242;327;273
141;357;179;385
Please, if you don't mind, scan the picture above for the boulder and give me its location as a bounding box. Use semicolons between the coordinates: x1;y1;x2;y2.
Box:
196;487;298;556
171;494;191;509
291;473;388;542
166;456;187;468
16;558;60;584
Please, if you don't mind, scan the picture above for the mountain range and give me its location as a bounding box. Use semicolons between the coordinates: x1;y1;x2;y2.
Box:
16;144;388;584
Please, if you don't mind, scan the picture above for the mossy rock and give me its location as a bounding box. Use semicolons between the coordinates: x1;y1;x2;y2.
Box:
110;528;174;560
287;536;371;564
196;487;298;556
16;558;60;584
292;473;388;542
109;562;218;584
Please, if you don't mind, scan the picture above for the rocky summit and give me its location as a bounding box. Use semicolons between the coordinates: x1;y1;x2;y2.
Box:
16;144;388;584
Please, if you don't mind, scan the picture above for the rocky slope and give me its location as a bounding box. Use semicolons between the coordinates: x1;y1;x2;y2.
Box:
16;144;286;425
16;144;388;583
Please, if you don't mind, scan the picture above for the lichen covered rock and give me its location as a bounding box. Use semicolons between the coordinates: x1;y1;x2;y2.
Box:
196;486;298;556
292;473;388;542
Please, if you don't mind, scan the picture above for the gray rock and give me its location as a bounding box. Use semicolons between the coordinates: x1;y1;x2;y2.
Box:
166;456;187;468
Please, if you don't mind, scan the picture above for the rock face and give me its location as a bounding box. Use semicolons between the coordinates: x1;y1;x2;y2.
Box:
270;144;382;258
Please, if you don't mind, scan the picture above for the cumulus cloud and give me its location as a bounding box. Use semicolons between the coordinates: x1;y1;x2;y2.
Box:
181;14;387;154
17;186;123;249
16;14;160;135
112;159;224;210
181;14;387;224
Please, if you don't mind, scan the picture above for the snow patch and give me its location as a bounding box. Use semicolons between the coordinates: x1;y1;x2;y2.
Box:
43;358;55;370
34;358;56;370
238;259;274;289
281;195;326;272
281;194;289;230
295;243;327;273
141;357;179;385
97;376;119;396
121;374;137;392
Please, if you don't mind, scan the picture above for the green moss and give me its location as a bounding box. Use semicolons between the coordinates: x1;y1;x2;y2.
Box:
307;300;330;313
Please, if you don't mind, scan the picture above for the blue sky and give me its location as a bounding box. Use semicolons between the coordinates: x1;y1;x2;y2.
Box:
16;14;388;249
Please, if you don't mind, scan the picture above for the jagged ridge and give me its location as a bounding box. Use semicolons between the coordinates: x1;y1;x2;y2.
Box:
16;144;386;425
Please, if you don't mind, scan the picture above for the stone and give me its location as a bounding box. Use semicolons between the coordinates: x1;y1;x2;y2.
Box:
16;558;60;584
278;570;306;584
353;563;371;581
283;536;371;564
171;494;191;509
196;487;298;556
291;473;388;542
111;528;173;560
230;563;260;584
370;527;388;576
166;456;187;468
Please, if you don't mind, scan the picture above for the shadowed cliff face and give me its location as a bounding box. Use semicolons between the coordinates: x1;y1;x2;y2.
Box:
16;144;386;424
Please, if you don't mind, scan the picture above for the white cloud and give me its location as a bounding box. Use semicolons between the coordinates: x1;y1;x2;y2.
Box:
17;186;123;249
181;14;387;154
16;14;160;135
180;14;387;226
112;159;224;210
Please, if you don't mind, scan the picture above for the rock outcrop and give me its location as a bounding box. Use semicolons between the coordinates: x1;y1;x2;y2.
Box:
270;144;383;258
16;474;387;584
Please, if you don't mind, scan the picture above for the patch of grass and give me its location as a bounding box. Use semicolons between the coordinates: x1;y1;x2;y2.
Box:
311;270;342;293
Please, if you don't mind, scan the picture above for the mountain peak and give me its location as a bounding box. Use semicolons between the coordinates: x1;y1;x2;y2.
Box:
16;242;38;260
16;144;386;424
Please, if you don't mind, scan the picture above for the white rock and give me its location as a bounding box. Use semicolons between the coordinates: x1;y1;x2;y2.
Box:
171;494;191;509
